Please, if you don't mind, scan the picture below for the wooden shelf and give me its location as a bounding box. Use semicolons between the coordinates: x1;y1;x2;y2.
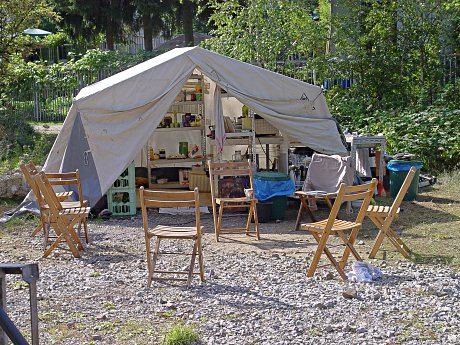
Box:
155;125;204;132
171;101;204;106
211;135;284;146
148;182;189;189
149;158;203;167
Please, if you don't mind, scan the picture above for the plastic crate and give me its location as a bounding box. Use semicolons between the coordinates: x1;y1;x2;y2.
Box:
112;162;135;189
107;188;136;216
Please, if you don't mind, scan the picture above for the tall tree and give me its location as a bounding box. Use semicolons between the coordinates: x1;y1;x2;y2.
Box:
182;0;194;46
52;0;136;50
134;0;176;51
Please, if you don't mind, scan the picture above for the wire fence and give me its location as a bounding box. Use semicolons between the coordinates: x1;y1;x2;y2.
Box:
4;54;459;123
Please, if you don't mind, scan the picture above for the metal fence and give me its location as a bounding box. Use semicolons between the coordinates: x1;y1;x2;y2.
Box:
6;68;121;122
5;54;459;123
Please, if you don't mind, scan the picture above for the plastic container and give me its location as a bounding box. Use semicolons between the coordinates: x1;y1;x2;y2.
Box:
255;201;273;223
107;188;136;216
253;171;295;220
387;160;423;201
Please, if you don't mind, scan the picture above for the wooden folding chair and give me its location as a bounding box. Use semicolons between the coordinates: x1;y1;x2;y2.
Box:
295;153;354;229
208;160;259;242
20;161;88;239
366;167;416;259
300;179;377;279
34;172;90;258
140;187;205;288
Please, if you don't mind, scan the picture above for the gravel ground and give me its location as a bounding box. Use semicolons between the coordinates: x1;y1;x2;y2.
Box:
1;208;459;344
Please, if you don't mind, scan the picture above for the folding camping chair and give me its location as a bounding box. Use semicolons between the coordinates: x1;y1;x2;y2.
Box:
366;166;416;259
208;160;259;242
20;161;88;239
300;179;377;279
295;153;354;229
140;187;205;288
34;172;90;258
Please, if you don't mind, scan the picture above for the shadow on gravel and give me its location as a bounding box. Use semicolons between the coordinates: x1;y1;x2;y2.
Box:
195;282;296;310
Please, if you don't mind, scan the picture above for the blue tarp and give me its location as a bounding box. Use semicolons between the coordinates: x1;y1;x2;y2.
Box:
253;177;295;201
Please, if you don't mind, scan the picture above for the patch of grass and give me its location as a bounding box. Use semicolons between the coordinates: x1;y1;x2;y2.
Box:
102;301;116;310
98;319;156;343
9;280;29;290
159;311;175;318
161;323;199;345
89;271;101;277
308;327;322;336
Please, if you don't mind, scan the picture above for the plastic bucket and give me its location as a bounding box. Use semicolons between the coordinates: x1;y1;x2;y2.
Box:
387;160;423;201
268;195;287;220
255;202;272;223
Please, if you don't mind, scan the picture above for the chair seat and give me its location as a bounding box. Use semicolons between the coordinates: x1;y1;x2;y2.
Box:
56;191;73;200
301;219;362;233
216;197;254;204
59;207;91;216
44;200;88;209
367;205;400;216
151;225;202;238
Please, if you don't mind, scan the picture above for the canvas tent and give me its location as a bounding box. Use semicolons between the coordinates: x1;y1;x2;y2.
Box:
4;46;347;219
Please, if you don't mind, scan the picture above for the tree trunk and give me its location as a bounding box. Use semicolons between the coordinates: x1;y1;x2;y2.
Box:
106;21;115;50
143;13;153;51
182;0;194;46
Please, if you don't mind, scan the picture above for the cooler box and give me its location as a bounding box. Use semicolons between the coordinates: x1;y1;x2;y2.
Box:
253;172;295;220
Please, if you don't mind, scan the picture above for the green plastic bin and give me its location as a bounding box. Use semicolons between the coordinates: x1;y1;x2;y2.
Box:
253;171;294;220
387;160;423;201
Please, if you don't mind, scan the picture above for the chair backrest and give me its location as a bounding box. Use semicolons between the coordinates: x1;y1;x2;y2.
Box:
20;161;40;194
387;166;417;220
139;187;201;236
33;172;65;220
207;160;254;199
302;153;354;193
326;178;378;228
20;160;84;207
45;170;84;207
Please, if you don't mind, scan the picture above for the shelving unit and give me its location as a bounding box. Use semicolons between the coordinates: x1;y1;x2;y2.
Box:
147;73;206;189
346;134;386;183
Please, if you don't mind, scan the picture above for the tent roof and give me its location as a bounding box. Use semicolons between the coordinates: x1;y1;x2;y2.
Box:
43;46;346;207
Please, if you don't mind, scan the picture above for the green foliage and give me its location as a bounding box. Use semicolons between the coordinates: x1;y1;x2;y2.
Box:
330;84;460;173
203;0;325;74
161;323;199;345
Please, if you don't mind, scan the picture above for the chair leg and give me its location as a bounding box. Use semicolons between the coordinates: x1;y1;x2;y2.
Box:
337;231;362;261
386;227;411;258
295;202;304;231
187;242;198;287
252;201;260;240
211;200;218;240
245;204;253;235
148;238;161;288
197;236;205;282
369;216;386;259
307;231;330;277
83;220;89;244
216;203;224;242
31;223;43;237
339;227;360;269
311;232;344;276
